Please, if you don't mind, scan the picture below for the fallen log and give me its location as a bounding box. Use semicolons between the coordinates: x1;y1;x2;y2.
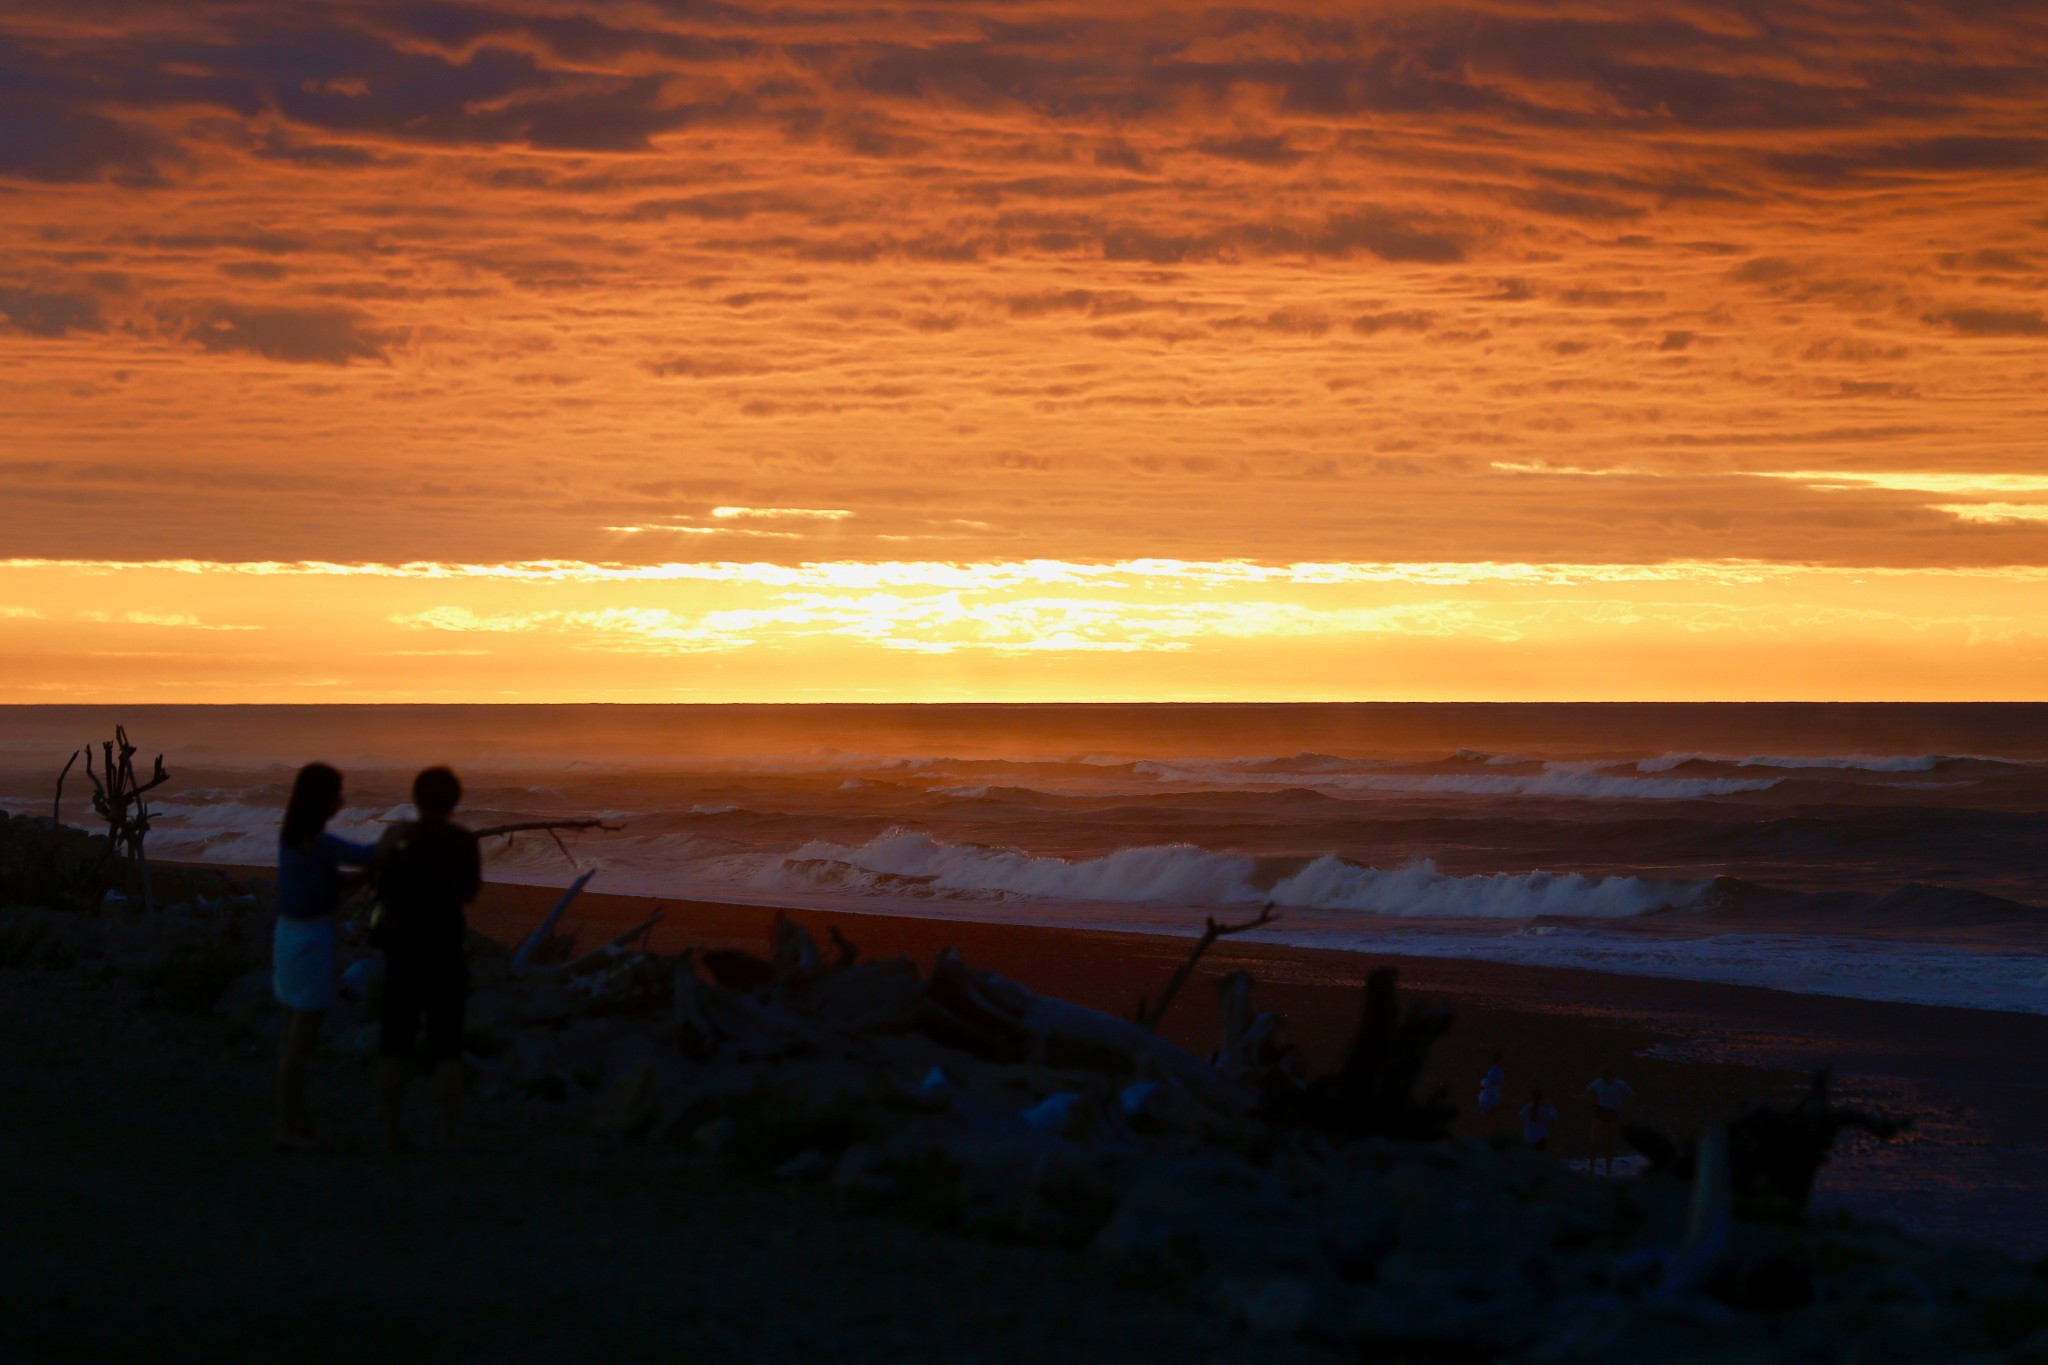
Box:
510;869;597;976
1033;996;1258;1111
1210;971;1306;1092
531;907;666;980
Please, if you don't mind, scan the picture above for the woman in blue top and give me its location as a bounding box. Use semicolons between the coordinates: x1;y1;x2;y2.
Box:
274;762;376;1148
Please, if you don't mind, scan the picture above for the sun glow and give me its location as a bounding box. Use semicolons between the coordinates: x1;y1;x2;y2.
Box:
5;3;2048;701
5;555;2047;702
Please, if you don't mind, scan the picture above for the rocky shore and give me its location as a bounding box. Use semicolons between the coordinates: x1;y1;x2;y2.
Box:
6;808;2048;1361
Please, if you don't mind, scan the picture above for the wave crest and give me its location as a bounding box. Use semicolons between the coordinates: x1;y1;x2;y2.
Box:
1270;857;1707;919
753;830;1256;906
733;830;1702;920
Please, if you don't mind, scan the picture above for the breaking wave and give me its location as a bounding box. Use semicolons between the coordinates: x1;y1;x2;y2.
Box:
750;831;1254;906
137;799;388;866
731;829;1703;920
1269;857;1708;919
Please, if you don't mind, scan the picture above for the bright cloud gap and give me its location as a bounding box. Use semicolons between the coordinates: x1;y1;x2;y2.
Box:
9;556;2048;589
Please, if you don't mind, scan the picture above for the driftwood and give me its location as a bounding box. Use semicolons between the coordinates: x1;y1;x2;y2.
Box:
1034;996;1257;1110
1210;970;1307;1091
701;947;778;992
772;912;822;977
672;953;719;1059
53;750;78;828
1664;1125;1733;1295
474;819;622;839
473;818;622;871
537;908;666;980
1133;903;1277;1032
1625;1070;1906;1216
511;869;597;975
81;726;170;911
919;946;1039;1061
1281;968;1455;1141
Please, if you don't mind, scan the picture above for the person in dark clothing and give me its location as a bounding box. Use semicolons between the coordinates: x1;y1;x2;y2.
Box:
373;766;481;1150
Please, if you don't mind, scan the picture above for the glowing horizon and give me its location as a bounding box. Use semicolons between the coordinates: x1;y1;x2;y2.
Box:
4;2;2046;702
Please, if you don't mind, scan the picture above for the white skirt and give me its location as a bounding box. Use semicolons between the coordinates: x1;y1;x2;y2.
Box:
273;915;337;1013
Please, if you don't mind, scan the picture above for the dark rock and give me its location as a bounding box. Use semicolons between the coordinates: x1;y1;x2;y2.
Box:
700;947;777;991
811;956;924;1034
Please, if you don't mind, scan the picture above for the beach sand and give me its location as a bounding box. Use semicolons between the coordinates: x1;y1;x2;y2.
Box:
468;877;2048;1259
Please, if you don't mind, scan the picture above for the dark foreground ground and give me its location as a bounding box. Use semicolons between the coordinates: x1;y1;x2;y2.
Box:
6;874;2045;1362
0;967;1343;1365
466;881;2048;1259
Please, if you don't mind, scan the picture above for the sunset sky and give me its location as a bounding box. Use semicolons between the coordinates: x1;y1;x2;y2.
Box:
3;0;2045;701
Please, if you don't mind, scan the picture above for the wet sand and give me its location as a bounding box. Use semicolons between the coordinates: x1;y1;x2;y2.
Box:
463;877;2048;1259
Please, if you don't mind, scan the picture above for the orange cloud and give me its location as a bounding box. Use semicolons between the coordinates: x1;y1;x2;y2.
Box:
3;2;2046;697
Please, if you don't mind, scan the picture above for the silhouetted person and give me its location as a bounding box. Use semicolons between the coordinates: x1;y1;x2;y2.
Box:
1518;1088;1558;1151
1478;1050;1506;1117
274;762;376;1149
374;767;480;1150
1587;1066;1636;1176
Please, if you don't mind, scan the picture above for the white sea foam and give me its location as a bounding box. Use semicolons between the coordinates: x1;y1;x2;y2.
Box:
752;830;1258;906
146;800;284;830
137;799;388;866
717;830;1700;920
1269;857;1705;919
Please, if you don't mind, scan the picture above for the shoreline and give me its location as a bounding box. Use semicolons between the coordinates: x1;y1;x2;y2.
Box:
180;859;2048;1256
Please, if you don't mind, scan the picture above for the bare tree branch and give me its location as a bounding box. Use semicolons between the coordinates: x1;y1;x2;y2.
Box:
53;750;78;828
131;754;170;800
472;817;622;872
80;726;169;909
473;819;624;839
1133;902;1279;1033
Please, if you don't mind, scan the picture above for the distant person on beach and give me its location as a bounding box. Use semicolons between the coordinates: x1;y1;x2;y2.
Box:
274;762;376;1150
1587;1067;1636;1175
1478;1051;1506;1117
373;767;481;1151
1518;1089;1558;1151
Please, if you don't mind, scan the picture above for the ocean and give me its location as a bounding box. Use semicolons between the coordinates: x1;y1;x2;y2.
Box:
4;703;2044;1014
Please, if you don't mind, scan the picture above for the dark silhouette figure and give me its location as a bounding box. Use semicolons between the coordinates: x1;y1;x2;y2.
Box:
274;762;375;1149
373;767;481;1150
